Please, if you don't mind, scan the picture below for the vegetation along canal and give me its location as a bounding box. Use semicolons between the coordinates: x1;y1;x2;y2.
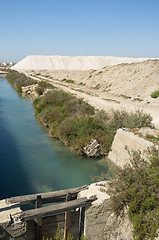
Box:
0;75;111;199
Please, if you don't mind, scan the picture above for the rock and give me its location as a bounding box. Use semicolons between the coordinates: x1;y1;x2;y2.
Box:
22;84;39;99
108;128;155;168
0;200;26;239
78;181;113;240
83;138;100;157
138;127;159;138
104;208;133;240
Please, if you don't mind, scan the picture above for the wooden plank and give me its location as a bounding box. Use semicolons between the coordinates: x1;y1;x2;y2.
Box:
42;211;80;239
26;211;80;239
64;193;72;240
6;185;87;205
35;195;42;240
26;220;36;240
79;207;85;238
20;197;91;222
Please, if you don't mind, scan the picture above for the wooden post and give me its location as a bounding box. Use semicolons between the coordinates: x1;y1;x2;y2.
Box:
35;195;42;240
64;193;72;240
79;207;85;238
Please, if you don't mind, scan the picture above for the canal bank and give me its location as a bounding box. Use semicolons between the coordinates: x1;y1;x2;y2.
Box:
0;76;112;200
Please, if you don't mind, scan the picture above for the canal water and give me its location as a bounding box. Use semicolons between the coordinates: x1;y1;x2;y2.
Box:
0;76;111;200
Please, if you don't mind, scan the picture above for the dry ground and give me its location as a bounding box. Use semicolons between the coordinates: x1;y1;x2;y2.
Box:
26;59;159;129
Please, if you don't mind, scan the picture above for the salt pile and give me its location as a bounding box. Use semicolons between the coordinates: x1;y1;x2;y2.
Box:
12;55;149;71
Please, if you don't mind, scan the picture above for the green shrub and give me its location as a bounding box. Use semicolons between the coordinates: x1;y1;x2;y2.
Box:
133;97;143;102
35;81;54;96
119;94;130;99
33;92;154;157
58;116;115;155
62;79;75;84
33;90;95;117
6;70;36;92
151;90;159;98
107;148;159;240
95;109;110;123
110;109;153;129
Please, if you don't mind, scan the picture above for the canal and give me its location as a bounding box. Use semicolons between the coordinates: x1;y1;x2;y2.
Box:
0;75;112;199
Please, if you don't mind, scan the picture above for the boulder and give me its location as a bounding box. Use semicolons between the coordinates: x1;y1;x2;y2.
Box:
83;139;100;157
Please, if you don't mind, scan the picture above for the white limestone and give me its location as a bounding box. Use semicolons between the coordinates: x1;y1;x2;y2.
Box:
0;200;21;224
12;55;149;71
108;128;154;168
78;181;110;205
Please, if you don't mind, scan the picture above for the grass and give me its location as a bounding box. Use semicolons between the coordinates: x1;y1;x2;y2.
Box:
151;90;159;98
62;78;75;84
78;82;86;86
119;94;131;99
103;98;120;104
133;97;143;102
145;134;159;144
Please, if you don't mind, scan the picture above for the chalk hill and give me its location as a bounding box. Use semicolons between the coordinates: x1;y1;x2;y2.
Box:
12;55;149;71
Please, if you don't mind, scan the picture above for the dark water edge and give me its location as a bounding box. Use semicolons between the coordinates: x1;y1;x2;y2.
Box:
0;76;114;200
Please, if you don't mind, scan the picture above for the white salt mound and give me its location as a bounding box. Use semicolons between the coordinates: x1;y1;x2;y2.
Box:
12;55;150;71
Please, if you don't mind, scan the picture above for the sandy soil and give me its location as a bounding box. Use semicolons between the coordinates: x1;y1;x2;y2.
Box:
25;59;159;129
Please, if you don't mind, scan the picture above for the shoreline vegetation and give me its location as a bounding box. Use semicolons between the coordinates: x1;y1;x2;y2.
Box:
6;70;154;157
6;70;159;239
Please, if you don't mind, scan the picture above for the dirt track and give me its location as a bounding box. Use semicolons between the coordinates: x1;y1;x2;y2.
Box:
26;59;159;129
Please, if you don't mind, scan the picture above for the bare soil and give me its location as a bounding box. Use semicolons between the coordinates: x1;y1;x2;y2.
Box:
26;59;159;129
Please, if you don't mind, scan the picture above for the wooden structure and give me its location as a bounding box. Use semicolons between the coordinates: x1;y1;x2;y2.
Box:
4;185;95;240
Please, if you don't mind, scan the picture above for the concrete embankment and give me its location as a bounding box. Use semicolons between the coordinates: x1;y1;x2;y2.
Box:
108;128;158;168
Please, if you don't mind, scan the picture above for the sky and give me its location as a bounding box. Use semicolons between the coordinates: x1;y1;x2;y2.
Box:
1;0;159;62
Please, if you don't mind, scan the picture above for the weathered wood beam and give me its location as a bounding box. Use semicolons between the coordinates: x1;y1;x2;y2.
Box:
64;193;72;240
6;185;87;205
20;197;91;222
35;195;42;240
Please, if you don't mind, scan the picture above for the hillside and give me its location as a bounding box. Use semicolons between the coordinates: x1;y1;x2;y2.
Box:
36;59;159;98
12;57;159;129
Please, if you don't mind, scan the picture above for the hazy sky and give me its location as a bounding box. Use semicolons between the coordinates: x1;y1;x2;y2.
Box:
1;0;159;62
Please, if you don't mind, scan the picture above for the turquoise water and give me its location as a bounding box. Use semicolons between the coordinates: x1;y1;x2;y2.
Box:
0;76;111;199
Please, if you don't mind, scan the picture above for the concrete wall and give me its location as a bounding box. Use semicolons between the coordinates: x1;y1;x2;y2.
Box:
78;181;134;240
108;128;154;168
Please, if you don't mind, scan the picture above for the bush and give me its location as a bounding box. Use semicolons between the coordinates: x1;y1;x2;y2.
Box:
35;81;54;96
151;90;159;98
33;90;95;117
33;90;115;156
33;92;154;157
62;79;75;84
110;109;153;129
6;70;36;92
33;90;98;153
107;148;159;240
58;116;115;155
